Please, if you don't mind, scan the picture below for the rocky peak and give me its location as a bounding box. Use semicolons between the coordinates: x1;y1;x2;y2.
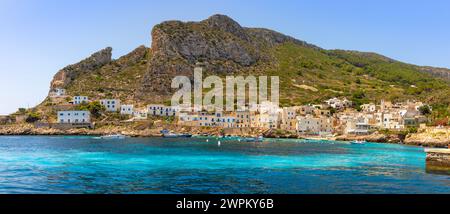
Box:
50;47;112;90
201;14;249;41
116;45;148;66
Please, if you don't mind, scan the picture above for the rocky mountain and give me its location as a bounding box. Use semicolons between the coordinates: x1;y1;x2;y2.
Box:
44;14;450;116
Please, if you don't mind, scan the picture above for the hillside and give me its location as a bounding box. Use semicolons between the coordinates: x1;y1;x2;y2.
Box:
41;14;450;119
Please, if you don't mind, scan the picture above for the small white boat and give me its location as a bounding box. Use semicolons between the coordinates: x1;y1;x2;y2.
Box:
161;129;192;138
351;140;366;145
243;136;264;143
99;134;127;139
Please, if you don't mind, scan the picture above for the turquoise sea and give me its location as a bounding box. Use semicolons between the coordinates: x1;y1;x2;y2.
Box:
0;136;449;194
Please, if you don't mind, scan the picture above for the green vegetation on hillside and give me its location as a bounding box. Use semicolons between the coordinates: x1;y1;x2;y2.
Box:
265;43;450;113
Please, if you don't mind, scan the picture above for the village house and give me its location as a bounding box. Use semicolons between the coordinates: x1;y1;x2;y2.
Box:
298;105;315;116
72;96;89;105
280;107;297;130
132;109;148;120
348;115;376;135
377;111;404;130
296;115;333;135
325;97;352;110
177;112;200;127
199;111;222;127
313;108;331;117
100;99;120;112
216;112;237;128
49;88;66;97
380;100;393;111
148;104;178;117
361;103;376;113
402;106;428;127
120;105;134;115
256;111;279;129
235;110;256;128
57;111;90;124
251;101;280;114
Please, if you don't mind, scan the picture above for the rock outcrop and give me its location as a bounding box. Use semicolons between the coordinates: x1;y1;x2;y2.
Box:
405;132;450;148
137;14;315;99
50;47;112;90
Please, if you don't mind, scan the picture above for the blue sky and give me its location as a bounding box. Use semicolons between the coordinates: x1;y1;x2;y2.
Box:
0;0;449;114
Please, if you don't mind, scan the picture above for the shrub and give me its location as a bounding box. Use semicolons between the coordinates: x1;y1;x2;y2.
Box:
26;112;41;123
418;105;432;115
76;101;105;118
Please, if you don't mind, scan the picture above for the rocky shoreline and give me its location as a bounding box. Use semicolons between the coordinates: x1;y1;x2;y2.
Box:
0;124;449;148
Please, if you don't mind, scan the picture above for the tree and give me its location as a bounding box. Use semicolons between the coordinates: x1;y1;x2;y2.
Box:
76;101;105;118
418;105;431;115
26;112;41;123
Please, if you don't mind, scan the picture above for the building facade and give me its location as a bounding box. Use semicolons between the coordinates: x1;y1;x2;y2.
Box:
100;99;120;112
57;111;91;123
120;105;134;115
73;96;89;105
148;104;178;117
49;88;66;97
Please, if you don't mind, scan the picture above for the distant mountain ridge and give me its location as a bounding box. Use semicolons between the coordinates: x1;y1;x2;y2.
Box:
45;14;450;112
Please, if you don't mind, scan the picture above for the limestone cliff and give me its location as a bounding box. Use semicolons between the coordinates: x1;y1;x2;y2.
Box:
50;47;112;90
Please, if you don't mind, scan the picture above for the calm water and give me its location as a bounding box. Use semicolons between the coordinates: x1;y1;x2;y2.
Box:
0;136;449;194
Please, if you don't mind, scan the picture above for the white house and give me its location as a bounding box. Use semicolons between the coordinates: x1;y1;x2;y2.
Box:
325;97;352;110
361;103;376;113
49;88;66;97
73;96;89;105
57;111;90;123
297;115;333;135
133;109;148;120
120;105;134;115
148;104;178;117
256;112;279;129
100;99;120;112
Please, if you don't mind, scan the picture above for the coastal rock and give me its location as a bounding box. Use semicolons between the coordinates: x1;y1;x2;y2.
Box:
405;133;450;148
335;133;401;144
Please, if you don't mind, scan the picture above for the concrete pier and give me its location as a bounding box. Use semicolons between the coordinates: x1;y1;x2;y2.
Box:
425;148;450;175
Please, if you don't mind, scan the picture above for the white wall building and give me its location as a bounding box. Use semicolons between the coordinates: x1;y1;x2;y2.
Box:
133;109;148;120
325;97;351;110
49;88;66;97
297;115;333;135
73;96;89;105
120;105;134;115
148;104;178;117
361;103;376;113
57;111;90;123
100;99;120;112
